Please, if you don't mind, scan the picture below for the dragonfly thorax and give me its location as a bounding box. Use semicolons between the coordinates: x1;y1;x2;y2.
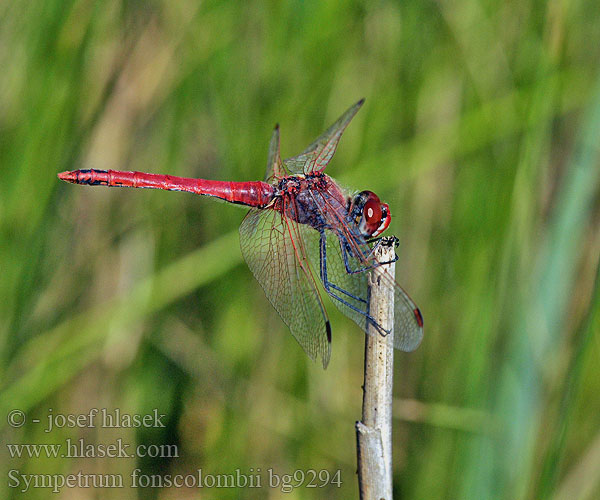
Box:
274;173;328;195
274;174;344;231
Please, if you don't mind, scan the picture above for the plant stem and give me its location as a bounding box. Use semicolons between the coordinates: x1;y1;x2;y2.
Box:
356;237;396;500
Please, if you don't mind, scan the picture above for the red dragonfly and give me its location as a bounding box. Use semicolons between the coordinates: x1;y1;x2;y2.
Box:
59;99;423;368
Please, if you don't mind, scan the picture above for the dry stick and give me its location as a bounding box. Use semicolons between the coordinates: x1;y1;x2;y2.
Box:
356;237;396;500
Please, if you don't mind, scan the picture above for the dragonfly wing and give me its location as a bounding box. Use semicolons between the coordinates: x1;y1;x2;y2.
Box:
314;229;369;326
319;230;423;352
283;99;364;175
392;279;424;352
307;187;423;352
239;207;332;368
264;125;288;181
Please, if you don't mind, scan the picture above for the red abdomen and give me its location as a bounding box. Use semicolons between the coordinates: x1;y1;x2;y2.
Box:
58;169;275;208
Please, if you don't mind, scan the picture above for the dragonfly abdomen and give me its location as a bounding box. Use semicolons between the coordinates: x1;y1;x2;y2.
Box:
58;169;275;208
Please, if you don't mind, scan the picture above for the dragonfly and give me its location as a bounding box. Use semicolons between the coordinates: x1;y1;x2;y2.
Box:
58;99;423;368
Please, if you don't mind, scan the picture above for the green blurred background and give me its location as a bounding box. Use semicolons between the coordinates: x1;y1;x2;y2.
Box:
1;0;599;498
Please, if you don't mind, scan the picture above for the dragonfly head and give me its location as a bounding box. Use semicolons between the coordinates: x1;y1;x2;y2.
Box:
349;191;391;238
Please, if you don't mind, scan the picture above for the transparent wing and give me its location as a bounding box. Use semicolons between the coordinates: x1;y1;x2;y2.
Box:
321;231;423;351
283;99;364;175
263;124;289;181
239;207;332;368
308;188;424;352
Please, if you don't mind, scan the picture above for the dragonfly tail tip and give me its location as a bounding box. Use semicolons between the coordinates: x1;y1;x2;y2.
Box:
58;171;76;183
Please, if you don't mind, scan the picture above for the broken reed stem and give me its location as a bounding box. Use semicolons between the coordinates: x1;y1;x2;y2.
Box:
356;237;396;500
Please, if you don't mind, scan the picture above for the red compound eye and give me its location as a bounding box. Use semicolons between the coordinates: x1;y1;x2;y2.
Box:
350;191;392;238
373;202;391;237
364;198;382;226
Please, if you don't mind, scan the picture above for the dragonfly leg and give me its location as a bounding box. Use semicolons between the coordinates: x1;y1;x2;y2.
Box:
336;236;398;276
364;236;399;266
319;232;390;336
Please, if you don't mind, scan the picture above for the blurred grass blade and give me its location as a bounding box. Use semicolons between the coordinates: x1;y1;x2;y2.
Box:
553;429;600;500
499;73;600;498
0;229;240;428
541;256;600;498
